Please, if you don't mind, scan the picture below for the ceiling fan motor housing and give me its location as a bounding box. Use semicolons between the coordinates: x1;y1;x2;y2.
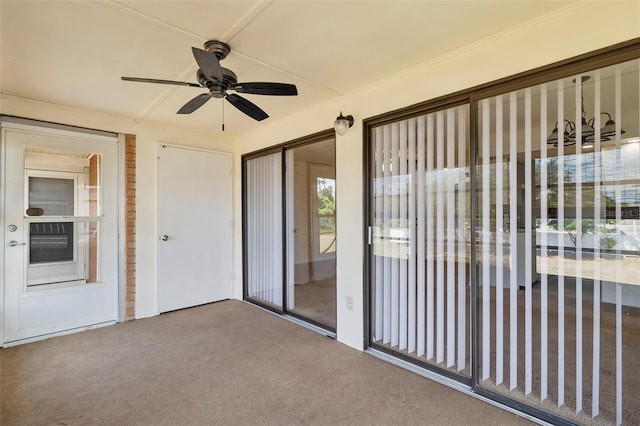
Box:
203;40;231;60
197;68;237;98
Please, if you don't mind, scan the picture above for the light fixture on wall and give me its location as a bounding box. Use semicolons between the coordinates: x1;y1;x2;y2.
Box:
547;75;625;147
334;112;354;136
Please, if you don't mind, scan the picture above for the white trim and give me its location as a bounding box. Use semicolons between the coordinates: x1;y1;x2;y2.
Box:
0;119;118;143
2;320;115;348
0;129;6;345
118;133;126;322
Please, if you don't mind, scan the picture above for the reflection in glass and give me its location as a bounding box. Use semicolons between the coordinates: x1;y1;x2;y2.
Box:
476;58;639;424
369;105;471;377
285;138;336;329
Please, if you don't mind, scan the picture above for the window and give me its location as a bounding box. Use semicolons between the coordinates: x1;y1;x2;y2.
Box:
24;150;102;289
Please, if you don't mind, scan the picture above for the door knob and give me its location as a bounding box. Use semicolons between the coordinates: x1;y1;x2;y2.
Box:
160;235;170;241
8;240;26;247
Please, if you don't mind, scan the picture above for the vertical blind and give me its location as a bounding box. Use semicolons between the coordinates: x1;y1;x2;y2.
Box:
370;104;470;375
477;58;640;425
246;153;283;309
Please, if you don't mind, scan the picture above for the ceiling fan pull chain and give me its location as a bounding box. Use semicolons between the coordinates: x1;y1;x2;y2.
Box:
222;99;225;132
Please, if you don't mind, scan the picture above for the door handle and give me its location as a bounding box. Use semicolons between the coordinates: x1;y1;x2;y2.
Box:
160;235;170;241
8;240;26;247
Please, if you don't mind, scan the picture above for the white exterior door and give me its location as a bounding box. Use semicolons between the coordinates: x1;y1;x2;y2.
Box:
157;145;232;313
1;122;119;347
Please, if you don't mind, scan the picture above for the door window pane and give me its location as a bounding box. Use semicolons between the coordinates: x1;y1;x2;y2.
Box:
24;150;102;289
28;177;74;215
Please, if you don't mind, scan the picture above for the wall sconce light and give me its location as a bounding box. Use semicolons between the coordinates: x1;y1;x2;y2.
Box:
334;112;354;136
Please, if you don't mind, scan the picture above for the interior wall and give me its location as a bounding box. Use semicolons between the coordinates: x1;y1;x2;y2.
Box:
293;160;310;284
232;1;640;350
0;1;638;348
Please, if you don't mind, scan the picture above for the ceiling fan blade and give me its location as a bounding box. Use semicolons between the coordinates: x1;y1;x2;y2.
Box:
121;76;201;88
177;93;211;114
233;82;298;96
192;47;223;82
226;93;269;121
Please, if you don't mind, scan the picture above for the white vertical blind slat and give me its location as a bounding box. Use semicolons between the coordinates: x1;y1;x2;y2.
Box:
446;109;456;367
557;80;566;407
426;114;435;360
408;119;417;354
575;76;584;414
591;70;601;419
540;84;549;402
399;121;409;351
509;92;518;391
525;87;533;396
457;106;467;371
495;95;504;385
436;111;445;364
482;99;491;381
391;123;400;347
417;117;426;357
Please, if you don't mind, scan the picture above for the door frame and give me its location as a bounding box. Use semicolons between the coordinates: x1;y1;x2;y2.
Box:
242;129;337;333
0;116;125;346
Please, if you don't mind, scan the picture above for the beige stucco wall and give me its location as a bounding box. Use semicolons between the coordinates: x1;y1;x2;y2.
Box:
1;0;638;349
232;1;640;349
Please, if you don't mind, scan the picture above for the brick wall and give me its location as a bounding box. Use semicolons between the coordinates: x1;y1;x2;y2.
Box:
125;134;136;320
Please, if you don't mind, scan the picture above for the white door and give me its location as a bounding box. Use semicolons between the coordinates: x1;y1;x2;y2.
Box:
157;145;232;313
1;123;119;346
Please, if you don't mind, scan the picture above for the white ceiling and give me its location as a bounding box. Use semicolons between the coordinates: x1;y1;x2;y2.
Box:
0;0;576;138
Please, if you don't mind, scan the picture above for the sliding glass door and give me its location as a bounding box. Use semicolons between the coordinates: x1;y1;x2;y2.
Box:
366;54;640;425
243;132;337;330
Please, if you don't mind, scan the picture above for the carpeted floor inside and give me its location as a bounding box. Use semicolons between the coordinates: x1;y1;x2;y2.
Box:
290;278;336;328
0;300;531;425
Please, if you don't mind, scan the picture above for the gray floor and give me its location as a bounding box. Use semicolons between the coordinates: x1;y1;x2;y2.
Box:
0;300;531;425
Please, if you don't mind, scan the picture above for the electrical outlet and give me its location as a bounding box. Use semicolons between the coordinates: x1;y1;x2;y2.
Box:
346;296;353;310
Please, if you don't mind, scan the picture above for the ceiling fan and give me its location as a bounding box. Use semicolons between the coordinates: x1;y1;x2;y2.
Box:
121;40;298;122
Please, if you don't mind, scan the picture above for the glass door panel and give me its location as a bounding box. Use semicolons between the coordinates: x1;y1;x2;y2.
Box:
285;138;336;330
245;152;284;310
476;58;640;424
369;105;471;379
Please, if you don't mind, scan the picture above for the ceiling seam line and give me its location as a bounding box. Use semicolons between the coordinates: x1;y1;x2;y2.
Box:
231;50;344;96
134;64;200;121
220;0;274;44
105;0;207;42
107;0;341;96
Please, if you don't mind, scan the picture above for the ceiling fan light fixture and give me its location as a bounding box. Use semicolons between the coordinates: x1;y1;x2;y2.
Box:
334;112;354;136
